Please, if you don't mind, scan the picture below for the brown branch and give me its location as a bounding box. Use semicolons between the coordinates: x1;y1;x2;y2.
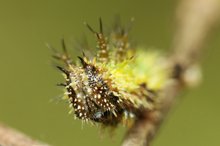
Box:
122;0;220;146
0;123;50;146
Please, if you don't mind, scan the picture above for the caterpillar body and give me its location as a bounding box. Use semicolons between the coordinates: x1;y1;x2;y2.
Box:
53;18;169;127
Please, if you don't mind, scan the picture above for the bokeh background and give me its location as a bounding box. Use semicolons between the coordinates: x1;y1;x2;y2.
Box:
0;0;220;146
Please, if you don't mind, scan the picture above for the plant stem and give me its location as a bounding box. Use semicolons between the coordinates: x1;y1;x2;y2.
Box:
0;123;50;146
122;0;220;146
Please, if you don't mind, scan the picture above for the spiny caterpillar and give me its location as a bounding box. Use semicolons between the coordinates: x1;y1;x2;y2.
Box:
52;18;169;127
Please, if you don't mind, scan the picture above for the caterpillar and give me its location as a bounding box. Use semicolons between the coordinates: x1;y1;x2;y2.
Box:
52;18;169;127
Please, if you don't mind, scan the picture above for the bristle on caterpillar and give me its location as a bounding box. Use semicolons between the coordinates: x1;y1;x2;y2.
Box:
53;18;169;127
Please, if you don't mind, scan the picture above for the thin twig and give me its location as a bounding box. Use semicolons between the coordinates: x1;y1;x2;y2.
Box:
122;0;220;146
0;123;50;146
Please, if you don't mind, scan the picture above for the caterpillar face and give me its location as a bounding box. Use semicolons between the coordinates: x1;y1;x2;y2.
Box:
53;18;169;126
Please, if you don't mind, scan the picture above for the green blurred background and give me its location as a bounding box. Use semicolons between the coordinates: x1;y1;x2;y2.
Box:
0;0;220;146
